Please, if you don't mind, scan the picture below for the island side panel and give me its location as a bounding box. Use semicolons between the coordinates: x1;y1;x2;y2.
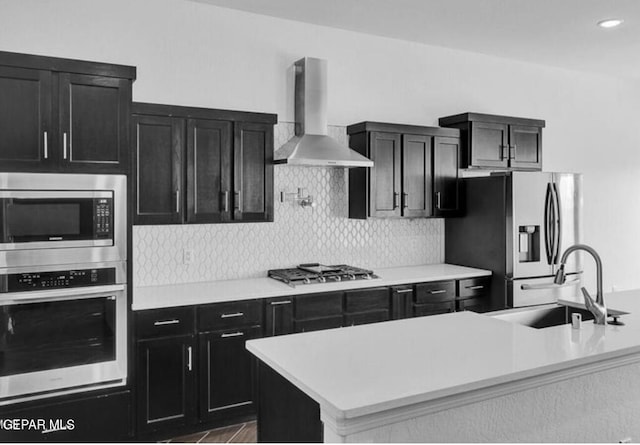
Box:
257;361;323;443
341;359;640;443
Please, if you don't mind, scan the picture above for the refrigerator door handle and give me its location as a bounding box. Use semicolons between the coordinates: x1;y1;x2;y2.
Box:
551;183;562;264
544;183;554;264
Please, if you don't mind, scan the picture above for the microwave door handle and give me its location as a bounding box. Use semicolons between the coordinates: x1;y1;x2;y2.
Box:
0;284;126;305
543;183;554;265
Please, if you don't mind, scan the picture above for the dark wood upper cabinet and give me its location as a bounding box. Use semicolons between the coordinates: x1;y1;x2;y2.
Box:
433;136;461;217
187;118;232;223
439;113;544;171
132;103;276;225
0;66;52;169
133;115;184;225
0;51;135;173
509;124;542;169
347;122;461;219
233;122;274;222
370;132;402;217
402;134;432;218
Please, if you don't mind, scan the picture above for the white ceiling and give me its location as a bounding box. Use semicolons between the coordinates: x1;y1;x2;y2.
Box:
193;0;640;79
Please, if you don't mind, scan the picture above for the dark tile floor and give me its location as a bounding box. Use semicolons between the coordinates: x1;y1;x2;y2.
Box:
167;421;257;443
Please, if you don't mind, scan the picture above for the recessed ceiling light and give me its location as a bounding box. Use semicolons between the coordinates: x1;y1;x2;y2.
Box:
597;18;624;29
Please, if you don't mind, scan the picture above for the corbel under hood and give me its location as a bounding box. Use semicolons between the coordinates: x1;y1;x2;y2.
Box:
274;57;373;168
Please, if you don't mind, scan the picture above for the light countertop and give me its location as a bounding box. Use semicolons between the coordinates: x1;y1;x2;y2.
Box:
132;263;491;311
246;290;640;421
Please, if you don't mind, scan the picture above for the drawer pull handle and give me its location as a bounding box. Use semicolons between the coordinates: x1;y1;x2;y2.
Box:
154;319;180;326
395;289;413;294
43;131;48;159
221;331;244;338
429;290;447;294
466;285;485;290
221;312;244;318
270;300;292;306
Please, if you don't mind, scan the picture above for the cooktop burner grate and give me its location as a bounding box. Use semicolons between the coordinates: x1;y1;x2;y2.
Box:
268;263;378;287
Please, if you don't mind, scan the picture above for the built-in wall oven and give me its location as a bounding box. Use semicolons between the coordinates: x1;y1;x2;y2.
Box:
0;173;127;405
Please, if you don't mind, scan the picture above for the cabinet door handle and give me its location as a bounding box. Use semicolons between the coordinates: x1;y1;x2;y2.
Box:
175;190;180;213
393;192;399;209
466;285;485;290
63;132;68;159
402;192;409;209
395;289;413;294
270;300;292;306
187;346;192;371
221;331;244;338
436;192;442;210
234;191;241;211
510;144;517;160
220;312;244;319
429;289;447;294
153;319;180;326
500;144;508;161
221;191;229;212
43;131;48;159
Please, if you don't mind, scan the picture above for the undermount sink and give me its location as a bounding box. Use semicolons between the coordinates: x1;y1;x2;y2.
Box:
491;305;594;329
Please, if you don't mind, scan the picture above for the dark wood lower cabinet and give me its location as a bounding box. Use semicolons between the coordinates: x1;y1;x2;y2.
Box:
257;361;322;443
136;335;196;434
414;301;456;317
294;315;343;333
199;326;261;421
265;297;294;337
133;278;490;439
0;390;132;443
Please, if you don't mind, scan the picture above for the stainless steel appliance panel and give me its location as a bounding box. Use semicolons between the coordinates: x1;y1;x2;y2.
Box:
509;273;582;308
552;173;583;274
0;283;127;405
510;172;554;279
0;173;126;268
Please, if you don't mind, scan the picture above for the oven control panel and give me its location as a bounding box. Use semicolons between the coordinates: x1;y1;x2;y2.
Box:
0;267;116;292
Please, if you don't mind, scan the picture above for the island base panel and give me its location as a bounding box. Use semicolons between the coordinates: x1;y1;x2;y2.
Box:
257;361;322;443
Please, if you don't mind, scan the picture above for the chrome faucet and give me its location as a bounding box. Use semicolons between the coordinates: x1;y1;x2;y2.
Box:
554;244;607;325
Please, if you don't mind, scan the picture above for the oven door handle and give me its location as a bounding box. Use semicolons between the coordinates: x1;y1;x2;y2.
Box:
0;284;126;304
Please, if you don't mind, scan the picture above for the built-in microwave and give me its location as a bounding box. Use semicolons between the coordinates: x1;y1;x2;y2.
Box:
0;173;126;268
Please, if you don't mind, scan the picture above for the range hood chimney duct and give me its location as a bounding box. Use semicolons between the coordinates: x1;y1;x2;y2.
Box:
274;57;373;168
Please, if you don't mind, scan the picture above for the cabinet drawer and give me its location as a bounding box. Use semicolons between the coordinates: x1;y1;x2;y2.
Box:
199;300;263;331
136;307;195;339
294;316;343;333
295;292;343;319
414;301;455;317
415;281;455;303
456;297;488;313
344;287;389;313
345;310;389;327
458;277;491;299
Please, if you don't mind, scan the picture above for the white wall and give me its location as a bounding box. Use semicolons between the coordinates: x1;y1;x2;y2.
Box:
1;0;639;289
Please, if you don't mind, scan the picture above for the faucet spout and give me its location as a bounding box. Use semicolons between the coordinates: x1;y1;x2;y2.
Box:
556;244;607;325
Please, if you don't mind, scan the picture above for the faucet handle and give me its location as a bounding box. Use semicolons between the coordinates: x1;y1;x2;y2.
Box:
581;287;595;311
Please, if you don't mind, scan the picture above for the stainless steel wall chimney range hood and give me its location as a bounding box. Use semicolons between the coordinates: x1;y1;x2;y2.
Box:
274;57;373;168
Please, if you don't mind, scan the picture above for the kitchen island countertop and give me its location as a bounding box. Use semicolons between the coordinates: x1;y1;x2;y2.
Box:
132;263;490;310
246;290;640;441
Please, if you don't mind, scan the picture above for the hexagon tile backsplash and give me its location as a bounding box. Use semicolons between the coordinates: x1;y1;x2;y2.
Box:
133;123;444;286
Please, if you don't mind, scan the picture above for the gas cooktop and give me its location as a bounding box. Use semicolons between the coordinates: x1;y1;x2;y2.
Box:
268;263;379;287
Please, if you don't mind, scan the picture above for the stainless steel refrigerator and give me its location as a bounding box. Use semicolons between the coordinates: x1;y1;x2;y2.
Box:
445;171;582;310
